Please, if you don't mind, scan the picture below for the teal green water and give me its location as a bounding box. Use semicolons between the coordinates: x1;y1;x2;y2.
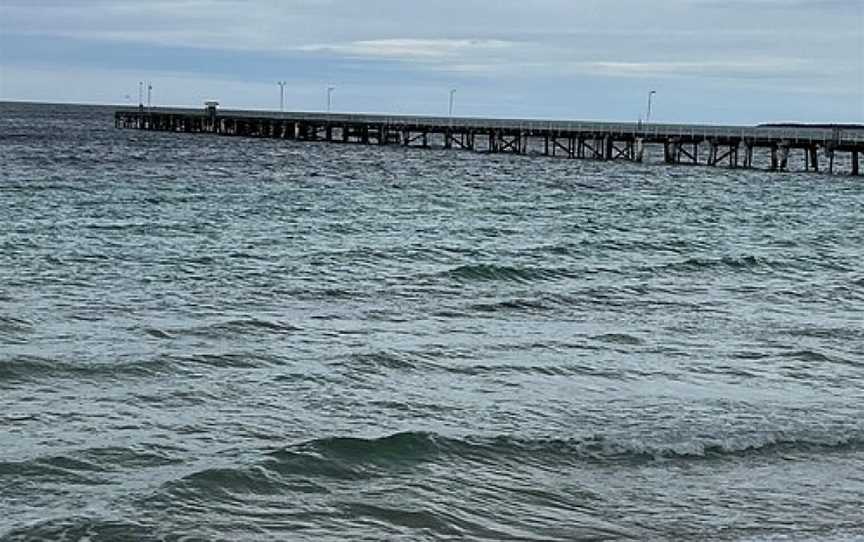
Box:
1;102;864;541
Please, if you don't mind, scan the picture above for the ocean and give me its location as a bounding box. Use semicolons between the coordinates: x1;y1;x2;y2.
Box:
1;101;863;541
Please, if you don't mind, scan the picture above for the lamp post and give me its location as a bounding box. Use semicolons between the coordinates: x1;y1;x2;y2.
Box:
278;81;286;112
326;86;335;113
448;89;456;118
646;90;656;124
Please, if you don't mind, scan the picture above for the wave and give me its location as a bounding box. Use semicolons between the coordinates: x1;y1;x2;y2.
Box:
0;457;105;487
265;429;864;472
160;465;328;502
0;315;33;345
338;351;429;373
0;355;173;383
530;237;694;258
0;315;33;333
660;254;769;273
176;317;302;338
334;347;648;379
166;352;281;370
1;517;157;542
650;253;854;277
785;325;864;342
454;286;709;317
777;349;862;367
592;333;644;346
781;349;835;363
334;349;614;378
93;428;864;539
0;446;181;497
440;263;577;284
468;297;552;314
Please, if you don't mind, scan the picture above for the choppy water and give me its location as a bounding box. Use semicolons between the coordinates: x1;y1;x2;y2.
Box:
1;101;863;541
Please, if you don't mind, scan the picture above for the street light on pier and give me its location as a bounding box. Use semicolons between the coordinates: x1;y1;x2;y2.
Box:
646;90;656;124
277;81;287;112
448;89;457;118
326;86;335;113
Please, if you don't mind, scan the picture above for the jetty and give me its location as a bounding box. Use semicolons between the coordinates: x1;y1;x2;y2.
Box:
115;104;863;175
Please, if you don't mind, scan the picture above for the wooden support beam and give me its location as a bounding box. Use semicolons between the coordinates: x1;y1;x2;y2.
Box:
778;145;789;171
552;137;571;158
611;141;633;161
852;151;860;176
444;131;468;150
499;134;520;153
678;143;697;164
708;140;718;166
581;138;602;160
404;131;426;146
713;144;736;168
598;137;609;160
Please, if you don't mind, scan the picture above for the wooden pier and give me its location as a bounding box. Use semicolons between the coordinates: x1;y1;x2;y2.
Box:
115;105;864;175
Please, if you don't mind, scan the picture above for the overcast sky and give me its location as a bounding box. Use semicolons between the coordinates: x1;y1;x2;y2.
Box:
1;0;862;123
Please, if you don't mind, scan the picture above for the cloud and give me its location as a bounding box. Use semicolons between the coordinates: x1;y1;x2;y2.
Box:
557;59;816;79
298;39;515;60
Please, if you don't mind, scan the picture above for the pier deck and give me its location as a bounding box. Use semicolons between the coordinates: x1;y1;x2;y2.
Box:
115;106;864;175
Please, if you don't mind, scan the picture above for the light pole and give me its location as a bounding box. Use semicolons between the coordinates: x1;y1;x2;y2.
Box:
326;86;335;113
646;90;656;124
448;89;456;118
278;81;286;112
138;81;144;108
147;82;153;108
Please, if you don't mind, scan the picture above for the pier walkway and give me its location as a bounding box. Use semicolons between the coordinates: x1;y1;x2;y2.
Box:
115;106;864;175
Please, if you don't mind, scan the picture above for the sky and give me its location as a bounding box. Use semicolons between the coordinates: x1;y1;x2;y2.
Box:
0;0;862;124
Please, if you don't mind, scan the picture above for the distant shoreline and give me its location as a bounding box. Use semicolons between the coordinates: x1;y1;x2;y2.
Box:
759;123;864;130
